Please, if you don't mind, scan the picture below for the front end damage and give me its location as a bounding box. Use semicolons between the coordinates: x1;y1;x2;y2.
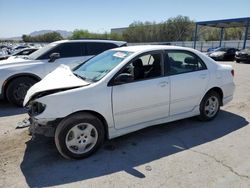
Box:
25;100;59;137
21;65;90;137
28;116;61;137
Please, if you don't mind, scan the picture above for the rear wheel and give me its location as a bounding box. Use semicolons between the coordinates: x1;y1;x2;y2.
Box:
55;113;105;159
198;91;220;121
6;77;37;107
236;59;240;63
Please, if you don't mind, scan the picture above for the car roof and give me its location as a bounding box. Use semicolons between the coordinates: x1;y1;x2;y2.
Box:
52;39;127;46
112;45;197;54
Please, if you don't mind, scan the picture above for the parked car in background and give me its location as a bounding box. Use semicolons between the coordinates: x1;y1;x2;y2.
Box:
0;45;12;55
13;45;29;51
235;48;250;63
0;39;127;106
207;46;219;52
0;48;38;60
0;49;8;57
24;45;235;159
207;47;238;61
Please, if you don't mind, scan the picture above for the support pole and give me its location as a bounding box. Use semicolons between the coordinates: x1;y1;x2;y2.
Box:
219;28;224;47
193;24;198;49
243;21;249;49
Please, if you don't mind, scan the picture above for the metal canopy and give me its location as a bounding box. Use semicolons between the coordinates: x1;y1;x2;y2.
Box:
194;17;250;49
197;17;250;28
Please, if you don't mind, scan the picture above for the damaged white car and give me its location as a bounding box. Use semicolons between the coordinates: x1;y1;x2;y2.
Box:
24;45;235;159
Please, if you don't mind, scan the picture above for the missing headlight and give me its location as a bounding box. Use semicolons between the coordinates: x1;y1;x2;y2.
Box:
27;101;46;116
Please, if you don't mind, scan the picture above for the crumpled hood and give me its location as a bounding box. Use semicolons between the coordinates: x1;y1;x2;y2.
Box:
23;65;89;106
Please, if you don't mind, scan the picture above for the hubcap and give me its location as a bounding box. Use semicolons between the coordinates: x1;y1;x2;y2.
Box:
204;96;219;118
13;83;32;101
65;123;98;154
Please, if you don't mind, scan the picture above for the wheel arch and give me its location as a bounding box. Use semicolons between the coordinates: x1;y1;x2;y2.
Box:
204;87;224;106
64;110;110;140
2;73;41;99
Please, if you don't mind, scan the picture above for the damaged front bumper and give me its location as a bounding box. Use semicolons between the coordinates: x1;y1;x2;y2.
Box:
28;117;60;137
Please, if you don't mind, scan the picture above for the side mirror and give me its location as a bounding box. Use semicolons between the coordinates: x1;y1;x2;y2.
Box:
113;73;134;85
49;53;60;62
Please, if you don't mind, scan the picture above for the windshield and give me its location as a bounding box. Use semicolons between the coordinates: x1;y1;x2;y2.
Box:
28;43;57;60
11;50;23;56
74;50;133;82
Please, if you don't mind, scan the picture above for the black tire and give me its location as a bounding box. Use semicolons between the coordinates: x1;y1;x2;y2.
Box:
6;77;37;107
198;91;221;121
55;112;105;159
236;59;240;63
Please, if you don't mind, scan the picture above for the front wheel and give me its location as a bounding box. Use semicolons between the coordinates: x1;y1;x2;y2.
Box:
55;113;105;159
6;77;37;107
198;91;221;121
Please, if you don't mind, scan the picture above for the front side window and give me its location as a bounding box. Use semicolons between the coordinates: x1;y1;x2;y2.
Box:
74;50;133;82
38;43;83;59
50;43;83;58
28;43;57;60
117;52;164;82
166;51;206;75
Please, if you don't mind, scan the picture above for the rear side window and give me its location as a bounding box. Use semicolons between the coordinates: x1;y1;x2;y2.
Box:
39;43;83;59
166;51;206;75
86;42;118;55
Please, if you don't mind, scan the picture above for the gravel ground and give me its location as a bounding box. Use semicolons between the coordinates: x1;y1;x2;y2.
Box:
0;61;250;188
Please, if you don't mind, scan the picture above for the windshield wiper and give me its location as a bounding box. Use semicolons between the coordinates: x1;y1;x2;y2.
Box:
73;73;94;83
74;73;86;80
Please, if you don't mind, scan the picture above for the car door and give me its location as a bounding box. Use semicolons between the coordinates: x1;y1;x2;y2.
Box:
111;51;170;129
43;43;91;75
166;50;209;116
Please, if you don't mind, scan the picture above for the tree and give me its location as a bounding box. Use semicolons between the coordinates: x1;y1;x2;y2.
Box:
71;29;124;40
225;28;244;40
122;15;195;42
22;32;63;42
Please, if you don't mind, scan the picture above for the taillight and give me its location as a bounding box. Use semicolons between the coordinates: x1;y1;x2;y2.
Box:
231;69;234;77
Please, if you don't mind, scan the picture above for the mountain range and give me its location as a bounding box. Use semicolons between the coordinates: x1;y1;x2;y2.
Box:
29;30;72;38
1;30;73;40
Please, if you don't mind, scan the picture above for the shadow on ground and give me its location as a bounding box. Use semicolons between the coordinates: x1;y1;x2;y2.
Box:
20;110;248;187
0;100;26;117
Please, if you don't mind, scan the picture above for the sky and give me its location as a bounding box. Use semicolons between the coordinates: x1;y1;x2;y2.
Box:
0;0;249;38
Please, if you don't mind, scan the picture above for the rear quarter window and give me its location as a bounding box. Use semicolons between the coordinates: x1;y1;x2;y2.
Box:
86;42;118;56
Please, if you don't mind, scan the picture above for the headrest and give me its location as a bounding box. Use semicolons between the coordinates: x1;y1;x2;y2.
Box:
133;59;143;67
184;57;198;65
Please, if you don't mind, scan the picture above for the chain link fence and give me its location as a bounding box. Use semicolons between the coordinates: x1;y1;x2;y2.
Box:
129;40;250;52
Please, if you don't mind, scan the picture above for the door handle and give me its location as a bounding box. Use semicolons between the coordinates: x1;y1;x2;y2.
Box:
159;81;169;87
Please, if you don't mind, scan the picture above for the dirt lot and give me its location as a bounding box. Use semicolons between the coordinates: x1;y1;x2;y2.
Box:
0;61;250;188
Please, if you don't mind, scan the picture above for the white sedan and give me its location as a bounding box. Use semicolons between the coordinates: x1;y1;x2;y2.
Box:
24;45;235;159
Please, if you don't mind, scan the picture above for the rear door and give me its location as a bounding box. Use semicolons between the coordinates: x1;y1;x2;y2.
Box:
166;50;209;116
